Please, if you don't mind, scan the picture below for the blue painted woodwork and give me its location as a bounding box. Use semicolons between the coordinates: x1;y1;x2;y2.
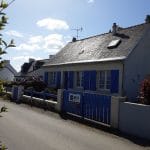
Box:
68;71;74;89
89;71;96;91
64;71;68;89
56;72;61;88
12;86;18;100
83;71;96;91
63;90;111;125
111;70;119;93
44;72;49;85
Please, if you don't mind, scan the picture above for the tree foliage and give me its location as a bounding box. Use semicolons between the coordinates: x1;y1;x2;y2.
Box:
0;0;15;68
139;75;150;105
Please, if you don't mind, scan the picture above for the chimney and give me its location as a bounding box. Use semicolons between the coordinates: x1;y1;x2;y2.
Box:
72;37;76;42
49;55;54;59
4;60;10;64
145;15;150;23
112;23;117;35
29;58;35;63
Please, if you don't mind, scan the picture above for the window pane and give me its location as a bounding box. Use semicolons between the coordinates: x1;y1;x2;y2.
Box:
99;71;105;89
49;72;56;84
106;70;111;89
76;71;83;87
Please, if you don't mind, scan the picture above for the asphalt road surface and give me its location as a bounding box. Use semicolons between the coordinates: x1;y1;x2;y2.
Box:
0;99;149;150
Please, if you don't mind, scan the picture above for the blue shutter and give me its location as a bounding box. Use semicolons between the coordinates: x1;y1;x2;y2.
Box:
83;70;96;91
89;71;96;91
83;71;90;90
44;72;48;85
64;72;68;89
56;72;61;88
111;70;119;93
68;71;74;89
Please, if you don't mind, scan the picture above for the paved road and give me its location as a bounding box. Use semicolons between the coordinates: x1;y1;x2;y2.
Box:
0;99;149;150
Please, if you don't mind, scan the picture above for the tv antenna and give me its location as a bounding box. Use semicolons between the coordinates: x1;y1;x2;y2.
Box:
71;27;83;39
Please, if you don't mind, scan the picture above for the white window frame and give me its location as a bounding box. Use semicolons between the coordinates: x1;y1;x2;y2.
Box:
97;70;111;91
75;71;83;88
49;72;56;85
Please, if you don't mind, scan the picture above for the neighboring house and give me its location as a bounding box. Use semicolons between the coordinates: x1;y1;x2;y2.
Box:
0;60;17;81
43;19;150;101
17;58;50;81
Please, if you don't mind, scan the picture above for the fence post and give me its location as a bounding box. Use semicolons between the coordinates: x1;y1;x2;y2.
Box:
30;90;33;107
110;96;126;129
43;91;47;111
56;89;63;112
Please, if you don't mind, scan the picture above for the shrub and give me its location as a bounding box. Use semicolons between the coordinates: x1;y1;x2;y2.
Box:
8;76;47;92
44;87;57;95
139;75;150;105
0;80;4;94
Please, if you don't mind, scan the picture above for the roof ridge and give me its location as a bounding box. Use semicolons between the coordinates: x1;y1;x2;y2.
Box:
70;23;147;42
119;22;146;31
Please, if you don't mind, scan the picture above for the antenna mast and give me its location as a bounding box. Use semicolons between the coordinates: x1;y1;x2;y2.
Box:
72;27;83;39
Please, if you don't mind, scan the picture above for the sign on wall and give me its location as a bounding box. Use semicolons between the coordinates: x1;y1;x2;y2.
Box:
69;93;81;104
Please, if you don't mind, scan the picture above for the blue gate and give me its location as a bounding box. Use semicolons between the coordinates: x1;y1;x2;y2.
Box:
63;90;111;125
12;86;18;100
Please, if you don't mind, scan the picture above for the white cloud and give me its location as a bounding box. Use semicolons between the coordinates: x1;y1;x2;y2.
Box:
5;30;23;37
15;33;68;54
12;56;42;62
15;43;41;52
28;36;43;44
37;18;69;30
43;34;64;50
87;0;95;3
12;55;42;71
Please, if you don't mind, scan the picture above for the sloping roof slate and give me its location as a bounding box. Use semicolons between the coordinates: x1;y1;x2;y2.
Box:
44;23;149;67
27;59;49;73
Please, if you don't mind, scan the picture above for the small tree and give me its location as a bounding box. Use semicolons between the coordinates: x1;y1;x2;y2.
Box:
139;75;150;105
0;0;15;68
0;0;15;93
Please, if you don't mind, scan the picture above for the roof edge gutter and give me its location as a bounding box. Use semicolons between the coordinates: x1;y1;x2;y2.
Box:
43;56;126;67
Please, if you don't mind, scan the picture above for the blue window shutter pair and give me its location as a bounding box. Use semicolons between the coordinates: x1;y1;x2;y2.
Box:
111;70;119;93
44;72;48;85
83;71;96;91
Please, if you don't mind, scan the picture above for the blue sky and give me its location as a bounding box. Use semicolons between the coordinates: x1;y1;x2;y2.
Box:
2;0;150;71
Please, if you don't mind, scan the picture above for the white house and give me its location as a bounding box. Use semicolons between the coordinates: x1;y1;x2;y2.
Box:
43;18;150;102
0;60;17;81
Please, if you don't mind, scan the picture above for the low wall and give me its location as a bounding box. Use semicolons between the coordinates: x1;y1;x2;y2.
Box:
3;91;61;113
119;102;150;140
21;95;57;112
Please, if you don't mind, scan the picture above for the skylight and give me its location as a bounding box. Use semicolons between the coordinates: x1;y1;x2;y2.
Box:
107;39;121;49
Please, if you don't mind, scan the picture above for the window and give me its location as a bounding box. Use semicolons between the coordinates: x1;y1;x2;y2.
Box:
49;72;56;85
76;71;83;88
107;39;121;49
98;70;111;90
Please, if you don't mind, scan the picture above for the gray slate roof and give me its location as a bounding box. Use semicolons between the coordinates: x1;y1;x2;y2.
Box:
44;23;149;67
27;59;49;73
